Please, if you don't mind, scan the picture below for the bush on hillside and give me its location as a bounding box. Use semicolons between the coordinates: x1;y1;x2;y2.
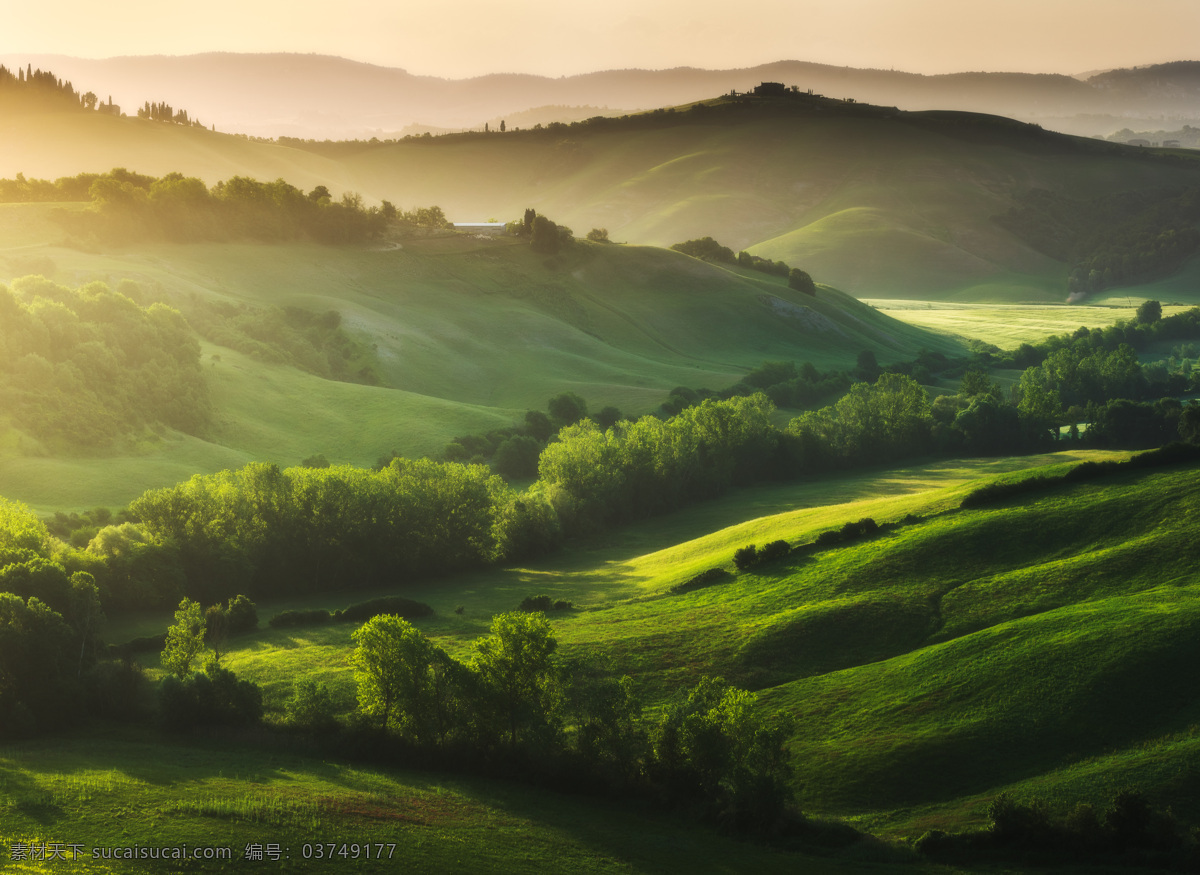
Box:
337;596;433;624
733;545;758;571
158;666;263;731
268;609;332;629
671;567;731;595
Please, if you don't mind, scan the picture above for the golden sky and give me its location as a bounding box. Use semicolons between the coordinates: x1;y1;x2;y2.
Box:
5;0;1197;77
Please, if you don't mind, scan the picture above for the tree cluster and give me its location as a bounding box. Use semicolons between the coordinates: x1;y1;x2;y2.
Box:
136;101;205;128
128;459;556;603
918;789;1200;869
508;209;574;254
0;276;210;447
671;236;818;294
538;395;778;531
343;612;795;829
0;169;392;245
0;64;83;109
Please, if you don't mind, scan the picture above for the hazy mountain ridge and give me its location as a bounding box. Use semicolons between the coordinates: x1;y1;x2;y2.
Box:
4;52;1198;140
6;90;1200;300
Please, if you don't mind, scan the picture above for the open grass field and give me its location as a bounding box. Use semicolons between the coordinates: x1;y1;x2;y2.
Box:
863;300;1198;348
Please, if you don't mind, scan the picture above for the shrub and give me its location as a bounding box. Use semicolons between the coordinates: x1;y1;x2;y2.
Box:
225;594;258;634
520;594;554;612
757;540;790;563
338;596;433;624
671;567;731;594
733;545;758;571
158;666;263;731
519;595;572;612
586;228;609;242
85;658;151;722
268;608;332;628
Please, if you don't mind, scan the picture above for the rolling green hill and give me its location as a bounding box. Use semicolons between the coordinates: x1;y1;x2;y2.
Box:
6;95;1200;302
23;447;1194;870
0;216;962;511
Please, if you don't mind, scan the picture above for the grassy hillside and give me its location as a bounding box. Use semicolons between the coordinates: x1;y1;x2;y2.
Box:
5;97;1200;302
0;221;960;511
7;449;1138;874
59;446;1200;868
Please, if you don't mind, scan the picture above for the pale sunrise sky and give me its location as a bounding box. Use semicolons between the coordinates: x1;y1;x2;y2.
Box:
4;0;1197;78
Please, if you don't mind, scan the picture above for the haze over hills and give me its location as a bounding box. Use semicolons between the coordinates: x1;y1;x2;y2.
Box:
0;206;960;510
4;52;1200;140
6;86;1200;300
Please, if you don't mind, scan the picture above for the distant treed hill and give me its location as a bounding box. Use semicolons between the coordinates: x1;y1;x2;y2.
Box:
6;78;1200;299
0;276;209;448
7;53;1200;140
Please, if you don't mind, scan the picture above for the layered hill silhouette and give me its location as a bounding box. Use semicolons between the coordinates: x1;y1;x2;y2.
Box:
6;53;1200;140
6;86;1200;300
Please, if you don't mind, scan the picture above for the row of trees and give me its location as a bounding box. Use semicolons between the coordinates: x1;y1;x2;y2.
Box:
136;101;205;128
0;169;406;245
343;612;794;828
127;458;557;603
0;64;84;109
0;276;209;446
670;236;816;294
10;304;1200;616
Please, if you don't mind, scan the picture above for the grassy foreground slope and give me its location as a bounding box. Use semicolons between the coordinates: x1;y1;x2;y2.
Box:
7;450;1136;875
216;450;1200;837
6;97;1200;301
0;220;960;511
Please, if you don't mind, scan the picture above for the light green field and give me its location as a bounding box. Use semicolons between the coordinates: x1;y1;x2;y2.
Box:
863;300;1197;349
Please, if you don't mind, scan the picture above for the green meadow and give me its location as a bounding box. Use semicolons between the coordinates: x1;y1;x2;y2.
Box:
0;221;964;511
864;300;1199;348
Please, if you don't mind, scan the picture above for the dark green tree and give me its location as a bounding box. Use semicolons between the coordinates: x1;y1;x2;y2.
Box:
788;268;816;295
1136;299;1163;324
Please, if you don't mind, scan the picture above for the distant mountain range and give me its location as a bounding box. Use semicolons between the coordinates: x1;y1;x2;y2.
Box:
3;53;1199;140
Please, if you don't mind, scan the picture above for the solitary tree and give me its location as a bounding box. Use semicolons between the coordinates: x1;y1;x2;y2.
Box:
161;598;210;678
1136;299;1162;324
530;214;560;254
350;614;438;737
788;268;816;295
471;611;563;748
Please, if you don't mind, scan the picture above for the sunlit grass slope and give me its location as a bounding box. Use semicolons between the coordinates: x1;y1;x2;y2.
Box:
7;100;1200;302
863;300;1198;348
147;449;1200;844
0;226;961;511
